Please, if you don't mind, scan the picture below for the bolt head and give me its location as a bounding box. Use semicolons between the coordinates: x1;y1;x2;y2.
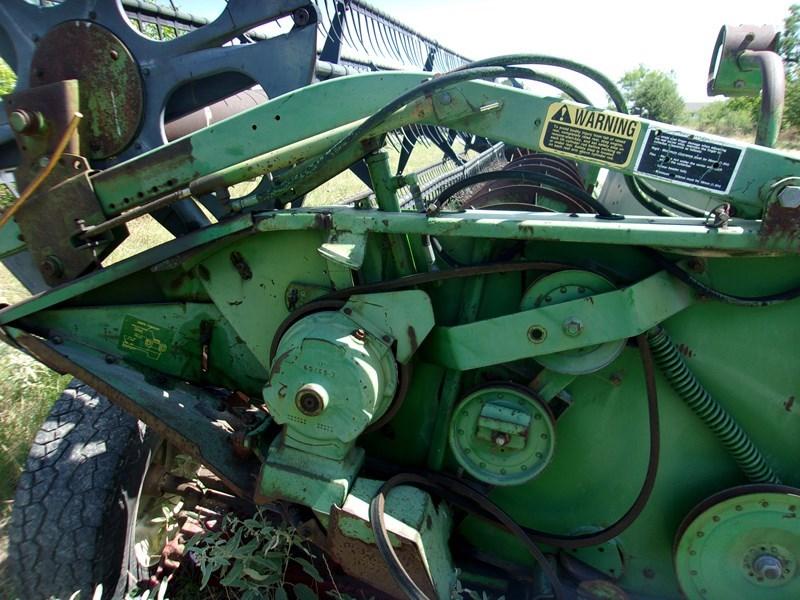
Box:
292;7;311;26
40;255;63;279
492;431;510;447
753;554;784;581
9;110;34;134
778;186;800;209
439;92;453;105
563;317;584;337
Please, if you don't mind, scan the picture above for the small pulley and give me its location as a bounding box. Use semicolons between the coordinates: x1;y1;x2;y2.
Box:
674;484;800;599
521;269;625;375
448;384;555;486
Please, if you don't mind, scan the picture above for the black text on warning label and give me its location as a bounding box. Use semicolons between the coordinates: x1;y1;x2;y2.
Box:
543;110;635;166
635;130;742;193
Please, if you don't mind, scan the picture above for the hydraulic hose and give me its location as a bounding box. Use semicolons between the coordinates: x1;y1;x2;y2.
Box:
646;327;780;484
650;251;800;307
274;65;559;200
451;54;706;218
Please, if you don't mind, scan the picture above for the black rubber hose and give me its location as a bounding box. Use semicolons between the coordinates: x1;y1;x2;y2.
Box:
450;54;705;217
369;473;566;600
650;250;800;306
428;169;621;219
277;65;569;199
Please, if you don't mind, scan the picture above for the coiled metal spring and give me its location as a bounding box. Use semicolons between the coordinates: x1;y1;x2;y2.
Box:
647;327;779;484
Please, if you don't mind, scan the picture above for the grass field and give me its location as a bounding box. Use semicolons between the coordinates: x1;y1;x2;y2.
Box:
0;142;453;598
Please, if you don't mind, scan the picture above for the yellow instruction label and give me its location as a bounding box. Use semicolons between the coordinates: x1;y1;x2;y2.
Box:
539;102;641;168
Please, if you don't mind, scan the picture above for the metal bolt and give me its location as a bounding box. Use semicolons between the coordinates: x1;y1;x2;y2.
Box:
353;328;367;341
38;156;50;168
295;383;328;416
109;49;119;60
439;92;453;105
9;110;37;134
753;554;784;581
292;7;311;26
563;317;583;337
40;255;63;279
492;431;510;447
778;186;800;209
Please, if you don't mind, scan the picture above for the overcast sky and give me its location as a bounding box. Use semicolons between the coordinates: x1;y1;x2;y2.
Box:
188;0;793;103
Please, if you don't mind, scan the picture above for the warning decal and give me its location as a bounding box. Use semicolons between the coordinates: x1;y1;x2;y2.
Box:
634;129;743;194
540;102;642;168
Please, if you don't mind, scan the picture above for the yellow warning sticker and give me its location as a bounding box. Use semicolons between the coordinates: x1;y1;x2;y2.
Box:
539;102;641;168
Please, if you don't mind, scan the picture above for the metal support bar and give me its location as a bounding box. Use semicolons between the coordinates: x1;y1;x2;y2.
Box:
422;271;695;371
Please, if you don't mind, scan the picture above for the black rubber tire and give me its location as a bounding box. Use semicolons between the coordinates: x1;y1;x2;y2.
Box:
7;380;157;600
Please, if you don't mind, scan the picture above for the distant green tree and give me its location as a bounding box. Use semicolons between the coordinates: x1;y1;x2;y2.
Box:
0;59;16;96
618;65;684;124
780;4;800;79
780;5;800;131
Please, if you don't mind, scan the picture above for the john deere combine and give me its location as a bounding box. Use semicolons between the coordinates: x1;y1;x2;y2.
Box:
0;2;798;599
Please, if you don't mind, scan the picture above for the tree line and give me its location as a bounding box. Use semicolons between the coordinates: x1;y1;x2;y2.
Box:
620;5;800;145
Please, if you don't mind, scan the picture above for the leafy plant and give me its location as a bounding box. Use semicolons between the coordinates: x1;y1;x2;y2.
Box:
184;510;330;600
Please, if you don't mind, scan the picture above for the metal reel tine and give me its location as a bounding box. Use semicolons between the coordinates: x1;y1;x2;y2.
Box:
352;8;370;55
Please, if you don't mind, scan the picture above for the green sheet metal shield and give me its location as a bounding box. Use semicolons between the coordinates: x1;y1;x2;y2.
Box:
674;485;800;599
448;385;555;486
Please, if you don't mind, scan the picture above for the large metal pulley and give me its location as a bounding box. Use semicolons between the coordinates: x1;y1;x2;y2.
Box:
520;269;625;375
674;485;800;599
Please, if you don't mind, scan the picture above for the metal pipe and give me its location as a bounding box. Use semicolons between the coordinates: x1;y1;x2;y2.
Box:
80;189;191;238
740;50;785;148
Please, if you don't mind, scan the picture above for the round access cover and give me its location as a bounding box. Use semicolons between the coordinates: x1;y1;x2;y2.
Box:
449;385;555;486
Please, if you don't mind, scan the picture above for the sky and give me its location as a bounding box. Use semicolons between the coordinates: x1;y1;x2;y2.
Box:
186;0;794;104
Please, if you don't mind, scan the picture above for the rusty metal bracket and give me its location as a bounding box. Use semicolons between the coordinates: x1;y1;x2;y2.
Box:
760;177;800;244
14;155;123;285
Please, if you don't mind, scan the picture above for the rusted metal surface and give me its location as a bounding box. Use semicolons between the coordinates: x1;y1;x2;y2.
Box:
4;80;82;188
327;507;436;600
31;21;144;160
13;154;116;285
760;201;800;244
